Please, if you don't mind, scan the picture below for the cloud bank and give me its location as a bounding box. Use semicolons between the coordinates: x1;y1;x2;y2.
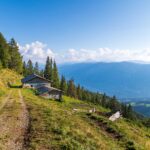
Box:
19;41;150;64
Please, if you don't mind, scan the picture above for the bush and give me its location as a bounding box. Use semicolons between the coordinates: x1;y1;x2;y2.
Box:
126;141;136;150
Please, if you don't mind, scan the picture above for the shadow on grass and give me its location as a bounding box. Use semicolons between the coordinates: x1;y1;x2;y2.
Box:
8;82;22;88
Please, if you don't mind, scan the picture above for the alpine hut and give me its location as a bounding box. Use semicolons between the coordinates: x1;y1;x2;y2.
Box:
21;74;62;100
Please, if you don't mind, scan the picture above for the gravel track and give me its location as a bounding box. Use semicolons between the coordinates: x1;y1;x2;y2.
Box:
0;89;29;150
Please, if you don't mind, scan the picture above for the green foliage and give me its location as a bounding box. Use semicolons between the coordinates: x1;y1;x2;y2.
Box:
108;96;121;113
34;62;40;75
26;59;34;75
0;32;10;68
67;79;77;98
60;75;67;94
126;141;136;150
8;38;23;74
44;56;52;80
101;93;107;107
76;84;82;100
23;61;40;76
23;61;27;76
52;60;60;88
39;69;44;77
143;118;150;127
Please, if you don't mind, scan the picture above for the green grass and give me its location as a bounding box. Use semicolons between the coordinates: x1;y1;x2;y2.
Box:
22;89;123;150
21;89;150;150
87;113;147;150
0;69;22;97
0;69;150;150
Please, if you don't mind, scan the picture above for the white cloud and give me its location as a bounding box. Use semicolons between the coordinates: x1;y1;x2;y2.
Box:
19;41;150;64
19;41;56;63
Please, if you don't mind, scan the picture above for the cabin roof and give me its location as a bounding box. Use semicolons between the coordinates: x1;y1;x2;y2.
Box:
21;74;51;83
37;86;62;94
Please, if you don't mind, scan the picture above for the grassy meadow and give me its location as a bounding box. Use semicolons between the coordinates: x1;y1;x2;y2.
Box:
22;89;150;150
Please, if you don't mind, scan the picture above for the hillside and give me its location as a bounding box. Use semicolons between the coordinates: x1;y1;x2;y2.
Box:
0;69;22;95
0;69;150;150
59;62;150;116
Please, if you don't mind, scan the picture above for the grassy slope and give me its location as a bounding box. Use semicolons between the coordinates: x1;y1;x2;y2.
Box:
22;89;150;150
0;69;22;106
0;69;22;93
22;89;122;150
0;69;150;150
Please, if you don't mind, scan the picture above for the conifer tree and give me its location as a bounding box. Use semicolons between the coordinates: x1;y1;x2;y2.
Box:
108;96;120;112
101;93;107;107
127;104;135;119
52;60;60;88
8;38;23;73
0;32;9;68
60;75;67;94
40;69;44;77
23;61;27;76
44;56;52;80
94;92;100;103
67;79;76;98
34;62;39;75
76;84;82;100
26;59;34;75
81;86;86;100
50;58;53;80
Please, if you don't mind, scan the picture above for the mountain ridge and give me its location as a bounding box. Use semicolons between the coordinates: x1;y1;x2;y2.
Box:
59;62;150;99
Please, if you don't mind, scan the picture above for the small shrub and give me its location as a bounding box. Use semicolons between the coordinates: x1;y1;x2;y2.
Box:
60;139;83;150
126;141;136;150
106;126;116;133
52;126;68;136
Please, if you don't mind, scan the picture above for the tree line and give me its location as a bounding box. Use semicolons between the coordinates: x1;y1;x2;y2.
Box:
0;32;147;123
0;33;23;73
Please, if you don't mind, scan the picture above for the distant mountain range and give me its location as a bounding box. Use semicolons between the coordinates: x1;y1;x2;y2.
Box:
59;62;150;101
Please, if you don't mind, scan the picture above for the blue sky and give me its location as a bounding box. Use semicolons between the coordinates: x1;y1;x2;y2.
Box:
1;0;150;63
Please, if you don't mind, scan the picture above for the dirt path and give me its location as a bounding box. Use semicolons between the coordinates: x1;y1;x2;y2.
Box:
18;89;29;149
0;89;29;150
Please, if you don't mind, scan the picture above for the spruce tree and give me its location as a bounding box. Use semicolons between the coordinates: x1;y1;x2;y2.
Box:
8;38;23;73
23;61;27;76
60;75;67;94
44;56;52;80
76;84;82;100
40;69;44;77
34;62;39;75
52;60;60;88
50;58;53;80
26;59;34;75
101;93;107;107
67;79;76;98
0;32;9;68
108;96;120;112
